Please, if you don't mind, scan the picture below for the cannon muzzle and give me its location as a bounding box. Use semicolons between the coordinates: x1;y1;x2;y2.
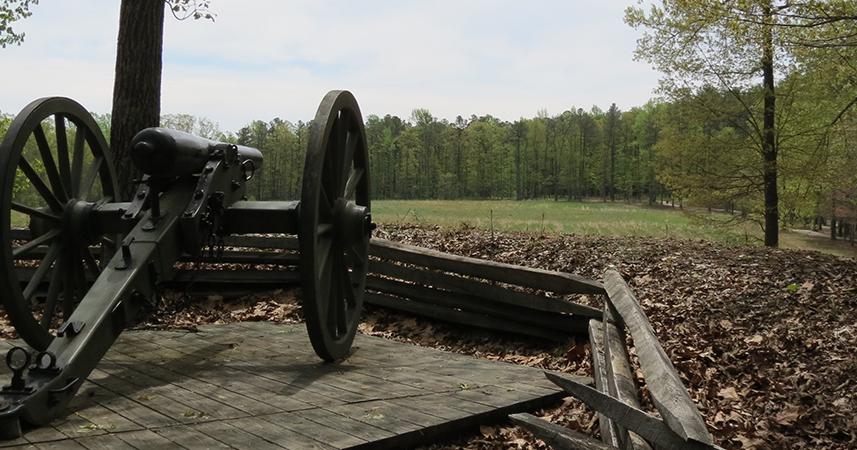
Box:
130;127;262;178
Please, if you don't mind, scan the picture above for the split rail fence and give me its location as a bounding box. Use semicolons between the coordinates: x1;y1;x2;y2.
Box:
11;230;723;449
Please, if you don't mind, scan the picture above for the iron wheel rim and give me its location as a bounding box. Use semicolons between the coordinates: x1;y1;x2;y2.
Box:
299;90;371;362
0;97;119;350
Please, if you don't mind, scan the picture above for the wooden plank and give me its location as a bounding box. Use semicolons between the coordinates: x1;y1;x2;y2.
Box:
153;424;245;449
602;306;652;450
107;357;283;416
545;373;723;450
384;394;473;421
588;320;618;447
366;276;588;333
96;363;248;421
370;238;605;294
170;269;299;285
75;435;136;450
222;235;298;250
603;270;713;444
365;292;563;341
222;416;334;450
509;413;619;450
370;260;601;317
35;441;87;450
297;408;393;443
190;250;299;266
189;421;286;450
89;388;177;429
261;412;369;449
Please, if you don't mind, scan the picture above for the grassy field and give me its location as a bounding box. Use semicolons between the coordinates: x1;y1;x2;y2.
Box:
372;199;857;257
372;199;753;241
11;199;854;257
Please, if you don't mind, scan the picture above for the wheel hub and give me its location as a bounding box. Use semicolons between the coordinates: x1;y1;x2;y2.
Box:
333;198;372;246
63;199;98;245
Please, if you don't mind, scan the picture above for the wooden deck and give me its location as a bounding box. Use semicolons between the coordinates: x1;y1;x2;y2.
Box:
0;322;565;449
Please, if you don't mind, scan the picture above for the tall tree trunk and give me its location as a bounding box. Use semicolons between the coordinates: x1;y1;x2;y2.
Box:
579;127;585;200
762;6;778;247
110;0;165;200
514;128;522;200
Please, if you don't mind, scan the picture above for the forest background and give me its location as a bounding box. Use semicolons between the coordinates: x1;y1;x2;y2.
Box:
2;1;856;247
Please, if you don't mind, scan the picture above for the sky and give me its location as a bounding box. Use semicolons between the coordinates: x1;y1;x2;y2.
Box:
0;0;661;133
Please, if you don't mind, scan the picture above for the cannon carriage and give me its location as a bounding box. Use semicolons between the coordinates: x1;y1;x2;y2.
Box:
0;90;373;437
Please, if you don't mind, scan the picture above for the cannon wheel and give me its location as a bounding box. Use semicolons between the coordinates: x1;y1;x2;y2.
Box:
300;90;371;361
0;97;119;350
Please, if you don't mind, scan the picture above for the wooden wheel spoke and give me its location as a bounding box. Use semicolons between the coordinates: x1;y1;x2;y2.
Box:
342;129;356;179
33;124;69;203
11;202;60;223
331;117;347;195
12;229;60;257
344;167;364;200
340;263;356;307
71;127;85;196
18;157;63;211
78;155;103;200
55;114;72;193
346;242;367;268
316;236;334;280
319;185;334;218
40;255;65;328
327;253;348;336
317;223;334;237
22;242;61;301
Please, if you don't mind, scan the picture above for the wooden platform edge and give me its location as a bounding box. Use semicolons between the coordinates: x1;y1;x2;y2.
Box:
347;391;567;450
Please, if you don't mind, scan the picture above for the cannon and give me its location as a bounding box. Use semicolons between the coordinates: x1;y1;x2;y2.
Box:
0;91;372;437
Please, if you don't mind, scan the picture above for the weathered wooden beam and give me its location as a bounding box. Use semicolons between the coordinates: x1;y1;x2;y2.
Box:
366;276;589;334
509;413;619;450
601;305;652;450
588;319;619;447
370;238;605;295
370;260;601;318
15;267;299;288
545;372;723;450
365;292;563;341
603;270;713;445
222;234;299;250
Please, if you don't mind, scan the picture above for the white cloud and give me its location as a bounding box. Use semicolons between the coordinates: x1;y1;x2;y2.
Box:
0;0;660;132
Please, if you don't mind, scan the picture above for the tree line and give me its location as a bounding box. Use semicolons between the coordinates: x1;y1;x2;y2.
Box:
2;0;855;246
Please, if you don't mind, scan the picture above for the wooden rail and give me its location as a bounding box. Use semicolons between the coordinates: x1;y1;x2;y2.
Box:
10;229;720;448
527;269;721;450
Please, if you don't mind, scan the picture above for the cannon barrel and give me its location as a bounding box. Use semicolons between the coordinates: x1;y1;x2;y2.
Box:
130;127;263;178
